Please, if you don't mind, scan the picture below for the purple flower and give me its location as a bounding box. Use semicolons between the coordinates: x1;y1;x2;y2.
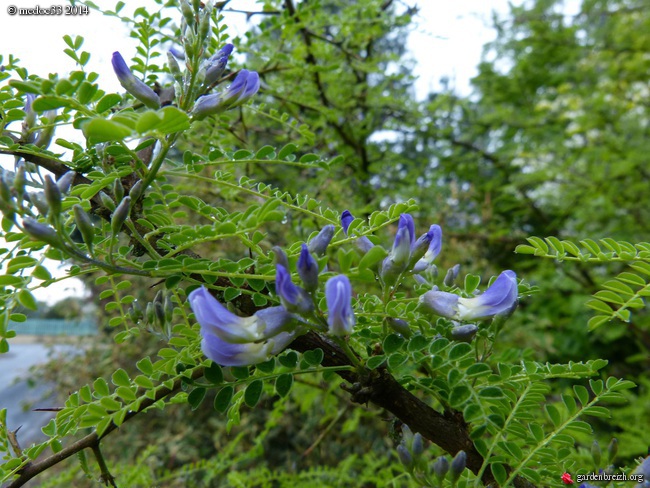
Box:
420;270;518;321
275;264;313;314
192;69;260;119
202;330;297;367
325;275;355;336
412;225;442;273
189;286;292;343
203;43;234;88
450;324;478;342
111;52;160;109
341;209;374;253
634;455;650;478
380;214;415;284
297;244;319;292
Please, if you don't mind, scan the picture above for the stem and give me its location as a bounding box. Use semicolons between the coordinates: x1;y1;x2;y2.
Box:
90;442;117;488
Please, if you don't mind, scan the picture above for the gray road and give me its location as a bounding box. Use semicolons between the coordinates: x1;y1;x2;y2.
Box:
0;343;79;448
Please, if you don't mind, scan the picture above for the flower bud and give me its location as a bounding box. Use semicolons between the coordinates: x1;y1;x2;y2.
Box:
607;438;618;464
167;51;184;85
272;246;290;271
297;244;319;292
99;191;116;212
411;433;424;457
129;180;144;202
396;444;413;469
56;171;75;194
29;192;49;216
22;94;36;143
146;301;156;324
164;295;174;322
387;317;412;338
154;300;165;327
308;224;335;256
73;205;95;252
591;440;601;468
203;44;233;89
0;173;12;204
433;456;449;482
180;0;194;26
113;178;124;202
450;451;466;483
325;275;355;336
451;324;478;343
23;218;62;247
13;164;26;197
276;264;313;314
443;264;460;287
111;196;131;234
33;111;57;149
112;52;161;109
43;175;62;220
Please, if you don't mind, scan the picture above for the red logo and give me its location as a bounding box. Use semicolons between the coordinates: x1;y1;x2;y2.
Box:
561;473;574;484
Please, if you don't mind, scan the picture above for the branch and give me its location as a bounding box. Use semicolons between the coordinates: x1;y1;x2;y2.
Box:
291;332;536;488
7;367;205;487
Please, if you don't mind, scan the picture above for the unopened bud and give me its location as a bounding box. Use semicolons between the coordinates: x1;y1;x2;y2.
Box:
164;295;174;322
154;301;165;326
13;164;26;197
307;225;335;256
56;171;75;194
443;264;460;287
30;192;49;216
111;196;131;234
113;178;124;202
433;456;449;482
180;0;195;26
167;51;183;85
451;324;478;343
23;218;62;247
43;175;62;219
396;444;413;469
129;180;144;202
297;244;319;292
412;433;424;457
591;440;601;468
272;246;289;271
99;191;115;212
146;301;156;324
607;438;618;464
73;205;95;252
0;173;12;204
387;317;412;338
450;450;466;482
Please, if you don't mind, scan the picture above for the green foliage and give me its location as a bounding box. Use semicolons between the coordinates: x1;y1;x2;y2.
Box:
1;0;650;487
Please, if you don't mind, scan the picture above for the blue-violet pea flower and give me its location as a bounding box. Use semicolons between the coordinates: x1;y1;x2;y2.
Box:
325;275;355;336
297;244;319;292
189;285;292;343
111;52;161;109
203;43;234;88
420;270;518;321
307;224;335;256
192;69;260;120
412;224;442;273
341;210;374;253
275;264;313;314
634;455;650;478
380;213;415;284
202;330;297;367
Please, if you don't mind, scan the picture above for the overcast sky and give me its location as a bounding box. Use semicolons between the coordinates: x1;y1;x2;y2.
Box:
0;0;521;304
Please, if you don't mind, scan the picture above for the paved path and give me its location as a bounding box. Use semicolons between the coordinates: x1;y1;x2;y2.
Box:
0;342;80;447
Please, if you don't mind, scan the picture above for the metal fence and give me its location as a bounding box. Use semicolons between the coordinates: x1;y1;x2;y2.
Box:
10;319;97;336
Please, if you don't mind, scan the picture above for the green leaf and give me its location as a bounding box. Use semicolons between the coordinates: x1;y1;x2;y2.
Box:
96;93;122;113
358;245;387;271
188;387;207;410
366;355;386;370
275;373;293;397
17;290;38;311
383;334;405;354
93;378;110;397
136;357;153;375
279;351;298;369
244;379;264;408
205;361;223;384
82;118;132;143
303;348;324;366
278;143;298;159
32;96;72;111
111;368;130;387
491;463;508;486
449;385;471;408
448;342;472;360
214;386;233;413
545;404;561;426
464;274;481;293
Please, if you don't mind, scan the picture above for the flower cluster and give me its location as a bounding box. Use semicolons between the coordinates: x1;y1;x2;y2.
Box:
341;210;518;332
189;225;355;366
112;42;260;119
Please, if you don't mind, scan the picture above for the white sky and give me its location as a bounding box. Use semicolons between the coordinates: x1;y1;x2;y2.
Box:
0;0;519;304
